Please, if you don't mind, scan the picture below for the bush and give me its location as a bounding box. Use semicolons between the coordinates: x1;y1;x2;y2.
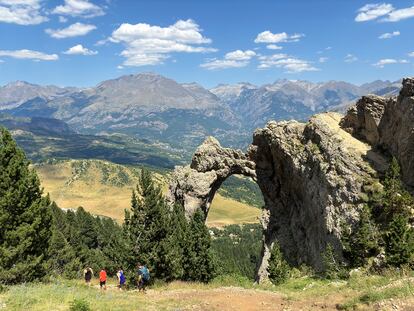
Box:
69;298;91;311
267;241;290;285
322;244;348;279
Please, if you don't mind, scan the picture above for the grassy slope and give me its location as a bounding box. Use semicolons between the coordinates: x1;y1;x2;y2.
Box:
1;273;413;311
35;159;260;227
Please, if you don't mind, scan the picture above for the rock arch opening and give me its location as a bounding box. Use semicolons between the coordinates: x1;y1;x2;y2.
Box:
207;174;263;227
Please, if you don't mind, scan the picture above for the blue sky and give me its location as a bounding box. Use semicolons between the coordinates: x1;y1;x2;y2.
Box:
0;0;413;88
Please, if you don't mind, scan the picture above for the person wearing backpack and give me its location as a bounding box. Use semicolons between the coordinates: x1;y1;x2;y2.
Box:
137;263;150;292
83;267;93;286
117;268;126;290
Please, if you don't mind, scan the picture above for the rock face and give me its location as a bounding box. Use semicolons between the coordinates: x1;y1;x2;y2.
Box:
341;77;414;189
168;78;413;283
168;136;256;216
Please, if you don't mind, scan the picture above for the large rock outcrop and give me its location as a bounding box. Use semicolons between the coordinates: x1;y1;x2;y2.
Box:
341;77;414;189
168;78;414;283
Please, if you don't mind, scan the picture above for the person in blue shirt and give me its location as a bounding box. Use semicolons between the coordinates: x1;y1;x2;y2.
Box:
117;268;126;290
137;263;150;292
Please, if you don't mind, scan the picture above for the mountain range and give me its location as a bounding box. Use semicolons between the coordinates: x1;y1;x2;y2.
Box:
0;73;401;151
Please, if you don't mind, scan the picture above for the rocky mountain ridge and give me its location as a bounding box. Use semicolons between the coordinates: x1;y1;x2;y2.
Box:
1;74;400;151
168;77;413;282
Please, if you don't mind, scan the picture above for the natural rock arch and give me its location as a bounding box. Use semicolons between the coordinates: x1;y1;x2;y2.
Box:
168;77;414;283
168;115;383;283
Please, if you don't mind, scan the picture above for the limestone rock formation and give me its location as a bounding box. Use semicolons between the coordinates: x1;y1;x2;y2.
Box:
341;77;414;189
168;136;256;216
168;78;414;283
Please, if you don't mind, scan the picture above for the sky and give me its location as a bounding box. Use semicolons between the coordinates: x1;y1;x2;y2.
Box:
0;0;413;88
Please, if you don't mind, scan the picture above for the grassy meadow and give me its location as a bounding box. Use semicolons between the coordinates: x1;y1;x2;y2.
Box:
1;270;413;310
34;159;260;227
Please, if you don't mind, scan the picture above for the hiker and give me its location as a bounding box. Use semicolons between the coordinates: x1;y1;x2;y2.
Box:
137;263;150;292
83;267;93;286
117;268;126;290
99;268;107;290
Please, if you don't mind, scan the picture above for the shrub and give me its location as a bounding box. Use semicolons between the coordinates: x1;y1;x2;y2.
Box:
322;244;348;279
69;298;91;311
267;241;290;285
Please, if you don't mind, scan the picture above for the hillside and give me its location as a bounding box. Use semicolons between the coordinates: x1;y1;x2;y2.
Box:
1;274;413;310
34;159;260;226
0;114;184;168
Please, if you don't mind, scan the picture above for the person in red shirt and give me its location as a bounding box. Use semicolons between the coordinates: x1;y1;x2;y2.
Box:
99;268;107;290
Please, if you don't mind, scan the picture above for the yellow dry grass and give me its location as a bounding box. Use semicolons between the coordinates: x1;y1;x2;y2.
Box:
35;160;260;226
314;112;388;171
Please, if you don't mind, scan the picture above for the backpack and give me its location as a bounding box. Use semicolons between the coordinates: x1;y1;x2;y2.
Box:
139;266;150;281
119;271;126;284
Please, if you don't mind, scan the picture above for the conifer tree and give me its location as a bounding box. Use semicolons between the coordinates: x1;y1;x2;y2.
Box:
342;205;381;268
381;157;413;221
385;214;414;267
124;169;169;279
0;128;52;284
184;210;215;282
161;204;189;280
267;241;290;284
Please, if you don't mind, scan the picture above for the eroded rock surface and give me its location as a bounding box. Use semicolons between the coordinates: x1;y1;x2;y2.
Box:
168;78;414;283
341;77;414;188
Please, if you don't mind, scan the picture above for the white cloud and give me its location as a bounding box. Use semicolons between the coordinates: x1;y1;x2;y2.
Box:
319;57;328;63
59;16;68;23
0;0;47;25
258;54;318;73
63;44;97;55
355;3;394;22
225;50;256;61
378;30;400;39
111;19;216;67
52;0;105;18
384;6;414;22
254;31;304;43
200;49;256;70
266;44;282;50
408;52;414;57
344;54;358;63
45;22;96;39
0;49;58;61
356;3;414;22
373;58;408;68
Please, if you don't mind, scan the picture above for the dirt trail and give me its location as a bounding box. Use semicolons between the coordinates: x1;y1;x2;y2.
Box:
147;286;348;311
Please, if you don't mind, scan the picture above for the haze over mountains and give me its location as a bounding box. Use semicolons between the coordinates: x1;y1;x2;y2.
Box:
0;72;401;150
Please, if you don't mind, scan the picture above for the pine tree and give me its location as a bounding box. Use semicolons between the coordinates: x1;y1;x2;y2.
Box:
0;128;52;284
267;241;290;284
184;210;215;282
342;205;381;268
385;214;414;267
161;204;189;280
124;169;169;279
381;157;413;222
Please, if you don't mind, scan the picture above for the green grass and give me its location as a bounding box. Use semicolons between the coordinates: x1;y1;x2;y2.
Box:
1;271;412;311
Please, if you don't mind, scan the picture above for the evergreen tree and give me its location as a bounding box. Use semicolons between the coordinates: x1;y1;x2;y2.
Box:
162;204;189;280
385;214;414;267
322;243;347;279
184;210;215;282
123;169;169;279
342;205;381;268
381;157;413;222
0;128;52;284
267;241;290;284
